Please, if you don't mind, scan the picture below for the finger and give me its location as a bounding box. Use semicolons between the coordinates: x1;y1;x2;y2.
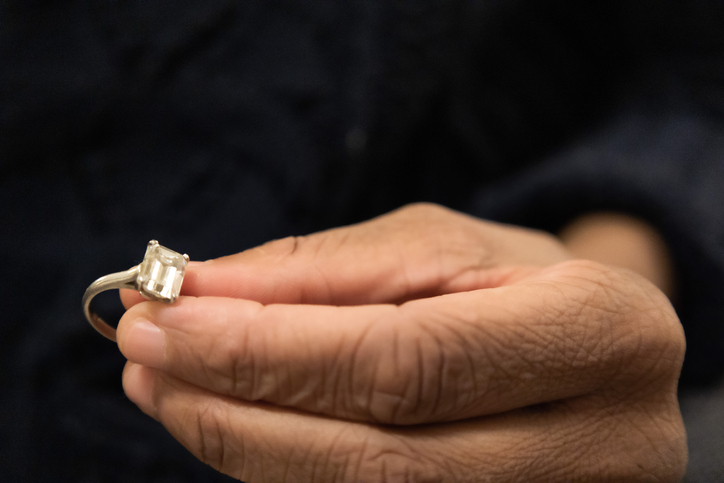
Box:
161;204;569;305
123;362;686;482
118;260;684;425
122;362;444;482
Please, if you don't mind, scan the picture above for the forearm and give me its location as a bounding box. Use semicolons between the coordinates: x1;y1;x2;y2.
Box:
559;212;675;298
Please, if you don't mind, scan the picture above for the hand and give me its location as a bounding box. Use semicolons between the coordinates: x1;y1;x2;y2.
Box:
118;203;687;482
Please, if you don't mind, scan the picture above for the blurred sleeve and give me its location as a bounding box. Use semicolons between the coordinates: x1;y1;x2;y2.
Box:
470;109;724;386
468;1;724;385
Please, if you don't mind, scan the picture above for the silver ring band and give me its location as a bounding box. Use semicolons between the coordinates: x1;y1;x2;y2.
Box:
82;265;140;341
82;240;189;341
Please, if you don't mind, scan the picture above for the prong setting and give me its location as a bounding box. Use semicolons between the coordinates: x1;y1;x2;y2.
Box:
83;240;189;341
137;241;188;303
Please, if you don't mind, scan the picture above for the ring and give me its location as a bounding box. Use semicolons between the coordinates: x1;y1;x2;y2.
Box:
82;240;189;341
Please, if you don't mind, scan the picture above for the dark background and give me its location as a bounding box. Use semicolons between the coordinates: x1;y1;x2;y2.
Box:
2;1;724;480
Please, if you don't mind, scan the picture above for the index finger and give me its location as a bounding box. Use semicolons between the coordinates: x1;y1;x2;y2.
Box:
117;260;684;425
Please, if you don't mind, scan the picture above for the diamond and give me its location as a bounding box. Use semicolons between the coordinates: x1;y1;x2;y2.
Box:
137;240;188;303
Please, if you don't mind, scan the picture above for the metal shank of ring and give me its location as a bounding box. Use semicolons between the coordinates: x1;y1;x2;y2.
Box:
82;266;140;342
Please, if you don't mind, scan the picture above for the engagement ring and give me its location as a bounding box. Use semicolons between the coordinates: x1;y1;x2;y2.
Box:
82;240;189;341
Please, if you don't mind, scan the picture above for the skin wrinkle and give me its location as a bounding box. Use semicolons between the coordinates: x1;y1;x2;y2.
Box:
282;310;316;406
389;325;407;424
215;413;229;475
307;440;321;483
553;411;611;476
317;321;330;413
348;317;377;419
367;335;385;423
412;332;426;423
417;310;480;415
299;428;326;482
380;459;388;483
432;233;447;296
361;310;419;424
394;334;429;425
432;329;448;422
569;307;611;381
195;406;210;468
226;319;244;399
261;306;299;403
471;322;522;407
508;413;590;480
421;303;501;412
580;415;620;473
519;270;623;390
548;302;606;398
281;337;294;406
313;229;353;304
437;321;480;415
625;406;675;459
566;321;620;398
361;438;430;483
370;353;403;423
184;400;235;472
410;321;447;423
279;452;292;483
175;298;257;399
393;433;449;480
496;309;582;410
562;397;668;478
397;240;416;303
267;237;305;304
311;260;336;306
234;408;248;482
630;351;682;397
338;430;361;483
329;333;346;418
284;426;333;483
239;304;255;397
348;430;372;483
616;412;676;477
605;311;676;394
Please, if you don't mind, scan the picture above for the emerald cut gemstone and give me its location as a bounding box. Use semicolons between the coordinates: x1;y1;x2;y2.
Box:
137;240;188;302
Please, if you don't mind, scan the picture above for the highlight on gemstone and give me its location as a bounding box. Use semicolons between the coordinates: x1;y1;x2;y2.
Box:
137;240;189;302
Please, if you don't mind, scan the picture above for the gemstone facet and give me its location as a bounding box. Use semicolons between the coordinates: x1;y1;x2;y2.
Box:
137;240;188;303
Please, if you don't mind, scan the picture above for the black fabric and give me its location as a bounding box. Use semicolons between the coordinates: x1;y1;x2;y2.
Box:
2;1;723;480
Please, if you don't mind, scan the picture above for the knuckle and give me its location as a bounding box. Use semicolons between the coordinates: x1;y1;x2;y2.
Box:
556;259;685;388
365;357;430;425
349;318;433;424
589;401;688;481
200;305;284;406
358;317;469;425
395;202;450;219
255;235;305;258
636;415;688;481
201;311;258;399
186;403;239;474
612;280;684;382
350;323;422;424
340;430;447;482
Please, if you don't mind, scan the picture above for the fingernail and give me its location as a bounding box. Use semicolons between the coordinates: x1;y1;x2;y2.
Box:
122;318;166;369
123;362;157;418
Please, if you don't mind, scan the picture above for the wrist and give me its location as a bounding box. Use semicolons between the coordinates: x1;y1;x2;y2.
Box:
558;212;675;298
